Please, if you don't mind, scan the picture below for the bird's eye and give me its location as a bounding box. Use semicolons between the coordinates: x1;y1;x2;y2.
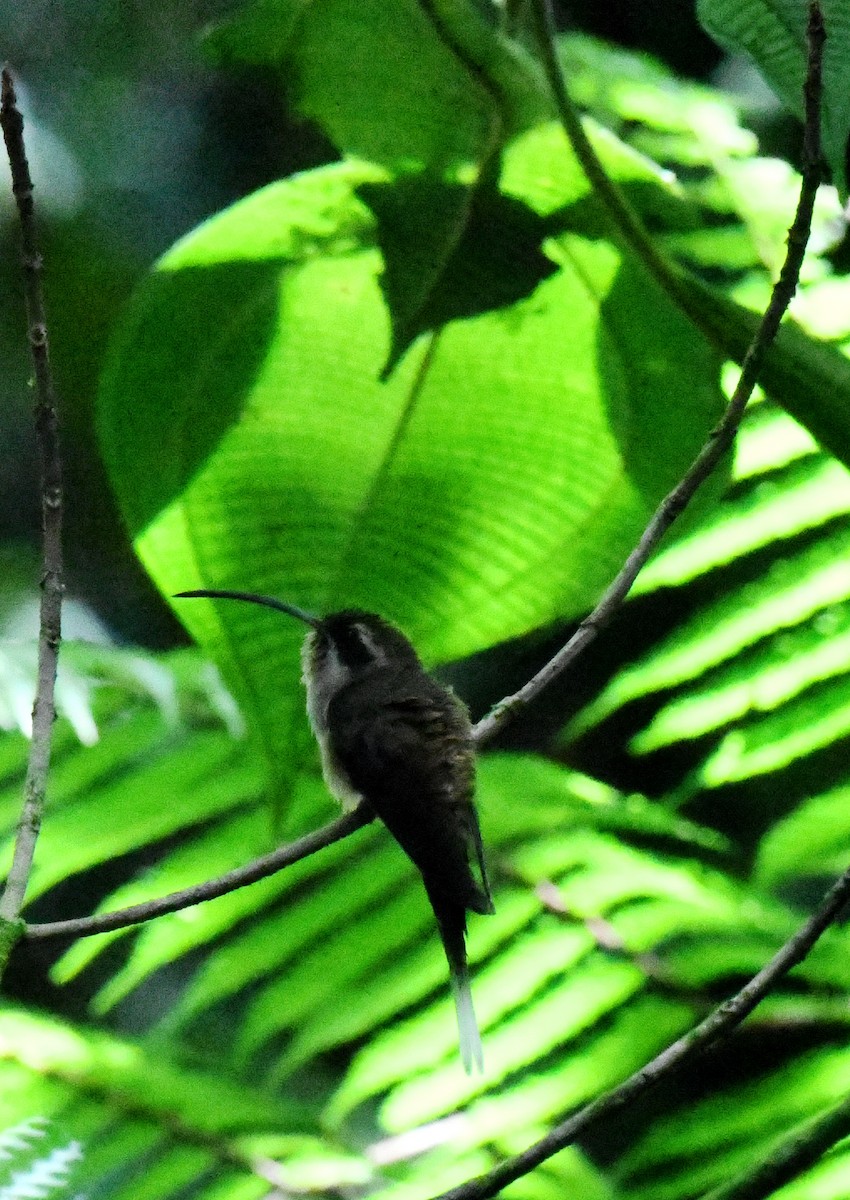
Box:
353;624;382;658
334;622;381;668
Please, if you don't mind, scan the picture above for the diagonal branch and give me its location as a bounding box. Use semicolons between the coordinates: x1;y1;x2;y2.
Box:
25;802;373;940
470;0;825;746
0;71;65;951
432;853;850;1200
424;6;832;1199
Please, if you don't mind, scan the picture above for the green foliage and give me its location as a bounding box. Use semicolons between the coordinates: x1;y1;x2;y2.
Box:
5;6;850;1200
0;632;846;1200
96;147;724;803
0;1008;368;1199
697;0;850;198
568;395;850;812
562;32;850;472
205;0;548;165
204;0;549;364
0;1117;83;1200
619;1048;850;1199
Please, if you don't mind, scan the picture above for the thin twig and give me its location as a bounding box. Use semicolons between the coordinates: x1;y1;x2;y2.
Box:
25;803;373;940
471;0;825;746
527;0;691;308
432;855;850;1200
0;71;64;941
699;1092;850;1200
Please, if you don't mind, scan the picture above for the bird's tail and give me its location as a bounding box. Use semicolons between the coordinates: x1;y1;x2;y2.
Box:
426;885;484;1074
450;961;484;1074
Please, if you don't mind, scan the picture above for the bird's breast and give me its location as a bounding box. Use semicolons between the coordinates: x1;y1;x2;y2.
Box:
315;726;364;811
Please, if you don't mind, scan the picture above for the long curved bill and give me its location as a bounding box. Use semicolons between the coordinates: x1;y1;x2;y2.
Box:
174;589;321;629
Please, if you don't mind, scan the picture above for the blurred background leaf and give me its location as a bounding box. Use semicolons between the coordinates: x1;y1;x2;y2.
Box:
697;0;850;198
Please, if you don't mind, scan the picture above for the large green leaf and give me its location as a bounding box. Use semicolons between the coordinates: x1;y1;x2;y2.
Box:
96;148;724;800
205;0;550;365
205;0;547;170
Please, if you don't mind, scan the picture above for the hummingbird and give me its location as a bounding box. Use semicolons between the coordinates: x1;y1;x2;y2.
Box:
175;589;494;1072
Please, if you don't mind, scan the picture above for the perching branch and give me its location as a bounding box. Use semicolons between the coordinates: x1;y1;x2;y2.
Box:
432;854;850;1200
21;2;825;950
25;802;373;940
470;0;825;746
698;1092;850;1200
0;72;64;948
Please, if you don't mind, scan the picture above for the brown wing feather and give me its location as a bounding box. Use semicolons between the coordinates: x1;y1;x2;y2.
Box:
327;665;491;914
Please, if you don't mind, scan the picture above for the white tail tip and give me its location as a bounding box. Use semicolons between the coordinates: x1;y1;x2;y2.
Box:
451;971;484;1074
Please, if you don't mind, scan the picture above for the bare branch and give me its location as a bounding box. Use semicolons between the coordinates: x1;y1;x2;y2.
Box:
0;71;65;939
432;850;850;1200
25;803;373;940
471;0;825;747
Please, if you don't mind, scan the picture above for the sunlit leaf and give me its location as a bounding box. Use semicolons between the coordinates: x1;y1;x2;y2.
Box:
0;1006;370;1199
756;783;850;886
97;152;724;802
620;1046;850;1200
697;0;850;197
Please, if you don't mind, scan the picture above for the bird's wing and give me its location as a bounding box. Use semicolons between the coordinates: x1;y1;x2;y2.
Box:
327;670;490;913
